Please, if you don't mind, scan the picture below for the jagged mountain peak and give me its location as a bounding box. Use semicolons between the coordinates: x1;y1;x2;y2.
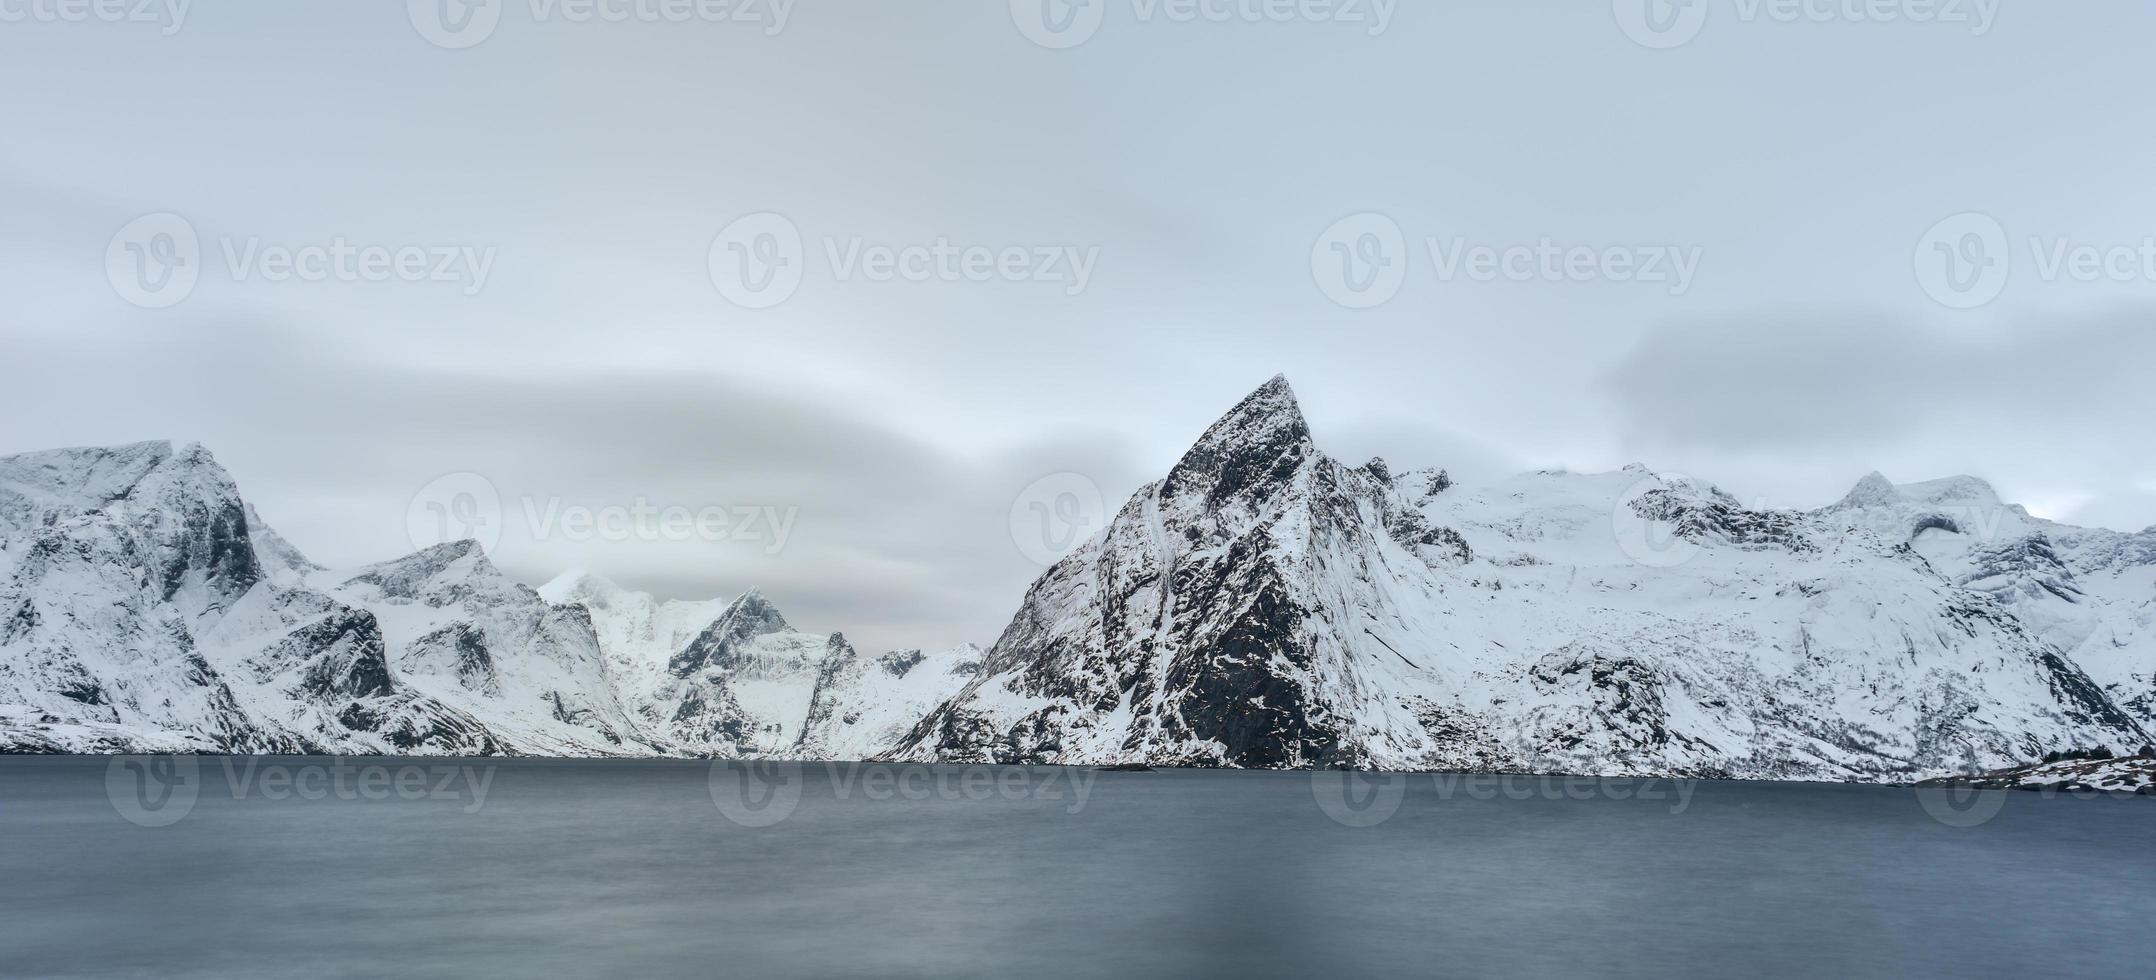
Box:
668;588;794;677
400;538;489;569
892;381;2154;774
1833;471;1902;510
1163;375;1315;508
342;539;501;600
0;439;238;519
1204;374;1304;441
722;588;786;628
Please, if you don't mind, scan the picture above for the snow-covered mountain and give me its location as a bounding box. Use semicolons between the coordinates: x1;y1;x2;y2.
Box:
889;376;2154;779
0;442;497;754
532;570;981;757
5;378;2151;779
0;442;971;757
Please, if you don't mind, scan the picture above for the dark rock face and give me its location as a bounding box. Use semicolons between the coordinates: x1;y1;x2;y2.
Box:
670;591;790;677
409;622;498;694
338;694;504;754
1962;534;2083;603
1159;375;1313;512
2035;650;2149;739
895;376;1473;768
150;495;263;613
1154;556;1340;768
342;540;487;604
1630;485;1814;554
284;607;397;701
879;650;927;678
795;634;863;748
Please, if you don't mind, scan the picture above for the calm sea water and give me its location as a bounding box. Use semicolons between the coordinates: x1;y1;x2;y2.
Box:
2;756;2149;979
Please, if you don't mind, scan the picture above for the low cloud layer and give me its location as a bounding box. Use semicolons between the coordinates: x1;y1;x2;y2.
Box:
0;319;1160;654
1607;310;2156;525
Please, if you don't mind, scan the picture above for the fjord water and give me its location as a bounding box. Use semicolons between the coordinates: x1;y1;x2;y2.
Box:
2;758;2149;979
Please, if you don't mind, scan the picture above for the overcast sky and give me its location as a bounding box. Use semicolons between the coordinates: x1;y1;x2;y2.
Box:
4;1;2155;654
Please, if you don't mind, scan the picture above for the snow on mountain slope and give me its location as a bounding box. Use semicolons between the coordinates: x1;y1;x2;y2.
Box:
313;542;656;755
893;376;1502;770
796;643;983;761
529;575;982;759
0;438;976;757
0;442;493;754
1839;476;2156;729
0;442;285;751
538;570;727;702
642;590;838;754
5;381;2149;777
890;377;2152;779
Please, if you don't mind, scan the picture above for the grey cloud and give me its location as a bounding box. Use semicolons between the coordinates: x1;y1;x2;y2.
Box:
1606;310;2156;524
0;320;1152;654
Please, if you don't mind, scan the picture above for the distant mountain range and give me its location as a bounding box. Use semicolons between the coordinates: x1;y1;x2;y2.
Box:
4;378;2151;780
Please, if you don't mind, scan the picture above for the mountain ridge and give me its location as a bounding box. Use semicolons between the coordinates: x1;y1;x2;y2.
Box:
5;379;2151;777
